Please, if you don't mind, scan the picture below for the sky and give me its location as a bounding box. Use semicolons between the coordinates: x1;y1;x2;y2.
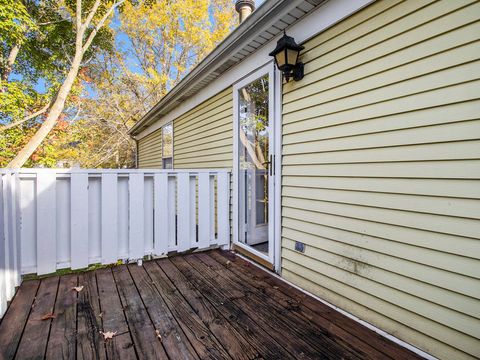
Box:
114;0;266;77
26;0;266;96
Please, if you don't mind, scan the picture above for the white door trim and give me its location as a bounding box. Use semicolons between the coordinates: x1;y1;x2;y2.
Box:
273;65;282;273
232;63;277;266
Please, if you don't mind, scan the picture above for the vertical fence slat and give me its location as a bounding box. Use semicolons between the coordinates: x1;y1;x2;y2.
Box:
190;175;196;249
20;179;36;274
177;173;190;252
3;172;14;299
101;173;118;264
210;175;215;245
198;173;210;249
117;178;129;258
129;173;144;259
168;175;176;251
217;172;230;246
12;174;21;286
0;173;7;317
71;173;89;269
36;172;57;275
154;174;168;256
144;177;154;254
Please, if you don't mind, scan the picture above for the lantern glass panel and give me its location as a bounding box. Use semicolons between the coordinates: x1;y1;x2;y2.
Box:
275;50;286;68
287;48;299;66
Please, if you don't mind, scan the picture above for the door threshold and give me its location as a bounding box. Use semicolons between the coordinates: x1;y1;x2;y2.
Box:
233;244;274;271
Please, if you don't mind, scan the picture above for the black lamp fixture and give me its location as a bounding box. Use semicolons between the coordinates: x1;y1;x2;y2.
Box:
269;31;305;82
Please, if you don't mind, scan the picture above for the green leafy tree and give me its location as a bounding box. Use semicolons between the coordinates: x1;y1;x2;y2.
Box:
4;0;123;168
66;0;236;168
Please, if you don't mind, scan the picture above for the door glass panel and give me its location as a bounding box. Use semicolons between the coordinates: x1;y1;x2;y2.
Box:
238;74;269;252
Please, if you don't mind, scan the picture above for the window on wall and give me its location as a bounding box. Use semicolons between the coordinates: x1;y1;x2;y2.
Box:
162;123;173;169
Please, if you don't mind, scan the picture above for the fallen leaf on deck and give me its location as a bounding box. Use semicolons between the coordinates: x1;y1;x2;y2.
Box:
98;312;103;318
155;330;162;341
41;312;55;320
72;286;84;292
100;331;117;340
225;260;231;267
273;286;279;290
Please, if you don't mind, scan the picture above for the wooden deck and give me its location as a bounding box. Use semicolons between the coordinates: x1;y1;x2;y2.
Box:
0;250;422;360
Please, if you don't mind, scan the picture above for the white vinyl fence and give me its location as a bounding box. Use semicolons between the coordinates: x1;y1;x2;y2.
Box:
0;168;230;317
0;170;21;319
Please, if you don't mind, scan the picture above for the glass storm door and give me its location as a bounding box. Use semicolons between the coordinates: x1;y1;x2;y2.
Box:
235;67;275;262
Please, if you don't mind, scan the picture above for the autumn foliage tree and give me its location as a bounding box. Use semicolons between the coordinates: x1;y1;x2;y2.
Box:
1;0;235;168
64;0;236;168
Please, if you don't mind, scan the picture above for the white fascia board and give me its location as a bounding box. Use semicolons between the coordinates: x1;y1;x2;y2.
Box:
135;0;373;140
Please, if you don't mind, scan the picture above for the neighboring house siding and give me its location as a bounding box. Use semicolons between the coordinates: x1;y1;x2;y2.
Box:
173;88;233;169
138;129;162;168
281;1;480;359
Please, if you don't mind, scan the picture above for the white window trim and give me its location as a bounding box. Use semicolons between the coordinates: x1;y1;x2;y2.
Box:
161;122;174;169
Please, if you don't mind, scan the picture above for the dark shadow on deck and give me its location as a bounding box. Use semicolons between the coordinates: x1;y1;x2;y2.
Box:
0;250;422;360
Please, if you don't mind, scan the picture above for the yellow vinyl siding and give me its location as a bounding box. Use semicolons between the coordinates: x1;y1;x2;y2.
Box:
138;129;162;168
173;88;234;238
174;88;233;169
281;0;480;359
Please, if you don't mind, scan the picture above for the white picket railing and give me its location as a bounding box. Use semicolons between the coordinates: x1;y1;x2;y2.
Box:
0;168;231;317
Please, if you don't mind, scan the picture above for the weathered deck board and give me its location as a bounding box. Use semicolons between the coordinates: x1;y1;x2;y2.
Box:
127;264;199;360
111;265;168;359
207;251;386;359
137;262;231;360
0;280;39;359
214;250;423;360
154;259;261;360
0;250;423;360
76;271;107;360
96;268;136;360
45;275;78;359
15;276;59;360
167;256;296;359
184;253;360;359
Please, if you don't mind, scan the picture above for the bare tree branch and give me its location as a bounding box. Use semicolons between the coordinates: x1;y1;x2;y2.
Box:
0;102;51;132
82;0;101;31
82;0;125;53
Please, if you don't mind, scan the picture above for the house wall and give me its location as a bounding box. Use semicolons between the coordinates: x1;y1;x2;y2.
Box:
137;129;162;168
173;88;234;238
280;0;480;359
173;88;233;169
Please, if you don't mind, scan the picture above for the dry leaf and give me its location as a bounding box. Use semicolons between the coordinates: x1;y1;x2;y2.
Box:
273;286;279;290
100;331;117;340
72;286;84;292
98;312;103;318
225;260;231;267
155;329;162;341
41;312;55;320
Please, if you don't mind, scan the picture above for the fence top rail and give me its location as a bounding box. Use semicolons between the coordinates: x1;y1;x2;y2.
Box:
1;168;231;175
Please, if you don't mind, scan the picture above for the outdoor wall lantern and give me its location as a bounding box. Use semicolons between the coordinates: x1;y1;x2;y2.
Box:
269;31;305;82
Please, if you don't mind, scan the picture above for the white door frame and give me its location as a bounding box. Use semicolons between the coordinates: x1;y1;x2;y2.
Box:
232;62;282;271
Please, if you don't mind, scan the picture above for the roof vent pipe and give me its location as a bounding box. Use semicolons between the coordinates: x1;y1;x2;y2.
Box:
235;0;255;23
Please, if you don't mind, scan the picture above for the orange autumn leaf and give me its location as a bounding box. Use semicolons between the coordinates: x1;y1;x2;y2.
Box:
41;312;55;320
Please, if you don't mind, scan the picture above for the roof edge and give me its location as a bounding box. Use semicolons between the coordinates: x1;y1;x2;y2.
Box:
129;0;296;136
